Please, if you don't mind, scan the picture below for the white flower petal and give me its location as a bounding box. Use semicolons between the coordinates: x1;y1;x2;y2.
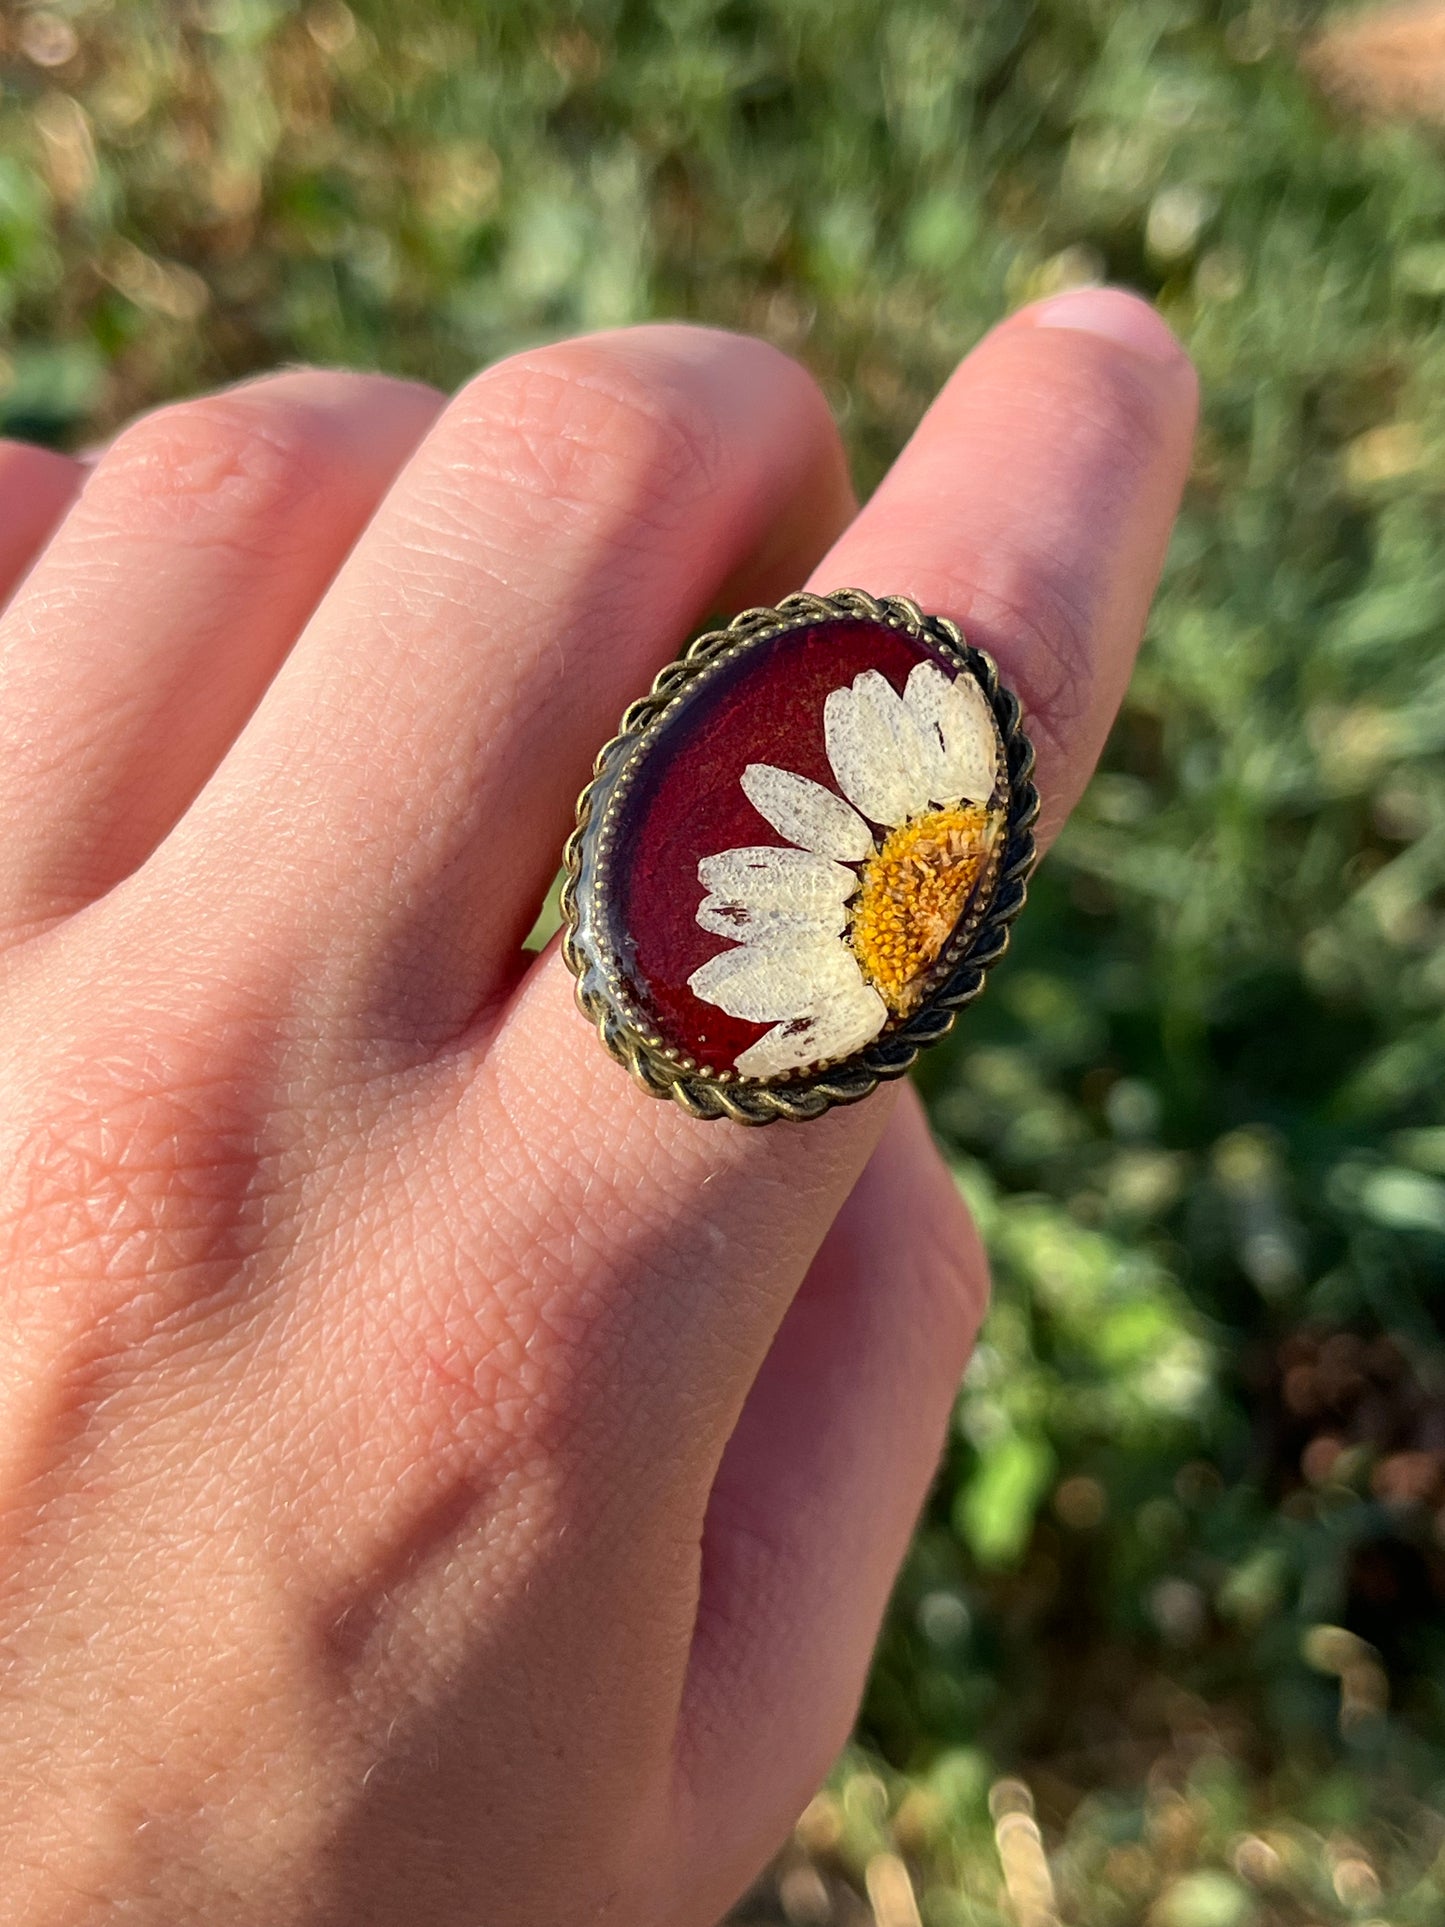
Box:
740;763;873;863
903;660;998;806
893;682;951;809
697;846;858;919
858;668;938;819
696;898;847;941
733;979;889;1079
824;671;923;828
688;927;863;1023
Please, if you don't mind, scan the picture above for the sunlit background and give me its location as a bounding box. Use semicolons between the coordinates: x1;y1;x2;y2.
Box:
5;1;1445;1921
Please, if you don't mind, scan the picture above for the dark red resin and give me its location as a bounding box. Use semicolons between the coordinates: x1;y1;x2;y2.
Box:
608;617;961;1074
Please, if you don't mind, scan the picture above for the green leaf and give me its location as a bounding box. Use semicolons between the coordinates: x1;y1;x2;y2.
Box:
953;1432;1054;1568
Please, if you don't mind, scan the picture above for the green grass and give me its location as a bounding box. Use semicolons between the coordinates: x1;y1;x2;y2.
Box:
5;0;1445;1918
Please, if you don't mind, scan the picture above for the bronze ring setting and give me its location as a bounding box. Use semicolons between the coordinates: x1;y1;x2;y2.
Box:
561;588;1039;1124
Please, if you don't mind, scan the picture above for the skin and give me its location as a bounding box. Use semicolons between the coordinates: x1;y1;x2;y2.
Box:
0;290;1196;1926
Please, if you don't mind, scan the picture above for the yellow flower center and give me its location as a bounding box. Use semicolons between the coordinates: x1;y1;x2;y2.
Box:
848;805;997;1015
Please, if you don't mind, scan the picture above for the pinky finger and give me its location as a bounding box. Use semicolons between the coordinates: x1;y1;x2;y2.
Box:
674;1086;987;1918
0;442;82;605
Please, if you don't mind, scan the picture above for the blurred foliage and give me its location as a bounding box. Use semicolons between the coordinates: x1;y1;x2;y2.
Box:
4;0;1445;1918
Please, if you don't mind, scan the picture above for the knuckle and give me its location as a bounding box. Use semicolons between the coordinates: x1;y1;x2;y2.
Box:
1004;572;1097;744
435;339;729;537
723;330;836;438
905;560;1095;757
89;386;338;555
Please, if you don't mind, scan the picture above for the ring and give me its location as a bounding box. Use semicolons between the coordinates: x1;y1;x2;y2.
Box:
562;589;1039;1124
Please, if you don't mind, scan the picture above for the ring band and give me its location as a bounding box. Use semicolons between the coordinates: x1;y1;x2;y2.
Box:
562;589;1039;1124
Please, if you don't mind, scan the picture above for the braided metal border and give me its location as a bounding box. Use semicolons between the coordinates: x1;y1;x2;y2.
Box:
560;589;1039;1124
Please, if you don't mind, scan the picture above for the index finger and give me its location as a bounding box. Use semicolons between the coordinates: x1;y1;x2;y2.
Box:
825;284;1198;845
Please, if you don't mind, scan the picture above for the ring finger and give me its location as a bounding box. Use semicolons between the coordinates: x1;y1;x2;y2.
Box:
0;370;444;942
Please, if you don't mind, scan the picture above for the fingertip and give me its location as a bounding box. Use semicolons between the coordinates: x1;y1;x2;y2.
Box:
812;282;1197;848
1006;284;1195;376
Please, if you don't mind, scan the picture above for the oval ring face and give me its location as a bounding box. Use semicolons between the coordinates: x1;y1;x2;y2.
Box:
562;591;1038;1124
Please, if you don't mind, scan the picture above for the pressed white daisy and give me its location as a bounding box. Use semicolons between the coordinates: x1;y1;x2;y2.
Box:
688;659;1003;1079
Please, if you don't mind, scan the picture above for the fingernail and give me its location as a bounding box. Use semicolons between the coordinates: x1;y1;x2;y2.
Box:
1018;287;1187;366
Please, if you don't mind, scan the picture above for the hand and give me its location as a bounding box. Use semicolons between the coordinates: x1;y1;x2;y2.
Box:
0;290;1194;1925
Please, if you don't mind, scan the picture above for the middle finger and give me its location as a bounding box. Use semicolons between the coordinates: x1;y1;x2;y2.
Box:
157;325;854;1041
